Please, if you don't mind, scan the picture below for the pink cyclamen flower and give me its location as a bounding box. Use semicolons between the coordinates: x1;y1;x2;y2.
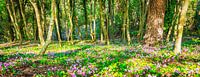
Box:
71;73;76;77
82;72;86;76
4;63;10;68
77;70;82;75
0;66;2;70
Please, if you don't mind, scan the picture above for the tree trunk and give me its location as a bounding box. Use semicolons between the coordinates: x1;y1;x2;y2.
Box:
144;0;166;47
40;0;46;39
174;0;190;54
54;0;62;47
30;0;45;46
100;0;109;45
60;0;67;40
83;0;88;40
40;0;56;55
90;0;94;41
19;0;29;39
137;0;149;40
166;25;173;42
126;0;131;45
93;0;97;41
67;0;74;42
173;1;181;43
6;0;22;45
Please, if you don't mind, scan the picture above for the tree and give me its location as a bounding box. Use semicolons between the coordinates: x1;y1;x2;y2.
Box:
100;0;109;45
67;0;74;42
30;0;45;46
174;0;190;54
40;0;56;55
122;0;131;44
143;0;166;47
6;0;22;44
55;0;62;47
83;0;88;40
137;0;149;40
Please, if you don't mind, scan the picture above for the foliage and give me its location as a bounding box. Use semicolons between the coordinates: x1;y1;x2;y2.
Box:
0;41;199;76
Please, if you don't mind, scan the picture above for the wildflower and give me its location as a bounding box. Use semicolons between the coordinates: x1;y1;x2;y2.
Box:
144;66;151;70
148;74;152;77
174;70;180;74
188;70;194;74
77;69;82;75
52;67;57;71
71;73;76;77
72;66;77;70
88;70;92;74
48;52;55;56
135;74;139;77
94;67;98;71
171;56;175;61
0;65;2;71
128;70;132;73
156;63;161;68
143;71;146;74
82;72;86;76
4;63;10;68
182;48;189;52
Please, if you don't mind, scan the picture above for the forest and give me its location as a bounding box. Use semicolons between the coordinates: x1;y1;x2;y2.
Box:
0;0;199;76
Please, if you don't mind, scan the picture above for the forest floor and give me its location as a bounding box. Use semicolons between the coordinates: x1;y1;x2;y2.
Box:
0;39;200;77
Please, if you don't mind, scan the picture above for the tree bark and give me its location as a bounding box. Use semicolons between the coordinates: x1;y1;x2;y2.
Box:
100;0;109;45
126;0;131;45
174;0;190;54
67;0;74;42
30;0;45;46
19;0;29;39
144;0;166;47
6;0;22;44
93;0;97;41
40;0;56;55
54;0;62;46
40;0;46;39
83;0;88;40
137;0;149;40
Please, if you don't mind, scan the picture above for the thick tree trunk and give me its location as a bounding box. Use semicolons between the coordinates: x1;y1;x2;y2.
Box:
174;0;190;54
30;0;45;46
144;0;166;47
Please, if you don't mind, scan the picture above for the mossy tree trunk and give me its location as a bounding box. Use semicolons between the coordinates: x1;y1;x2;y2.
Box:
100;0;109;45
30;0;45;46
40;0;56;55
6;0;22;45
174;0;190;54
137;0;149;40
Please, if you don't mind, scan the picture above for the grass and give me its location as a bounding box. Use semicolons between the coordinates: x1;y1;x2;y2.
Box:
0;40;200;77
